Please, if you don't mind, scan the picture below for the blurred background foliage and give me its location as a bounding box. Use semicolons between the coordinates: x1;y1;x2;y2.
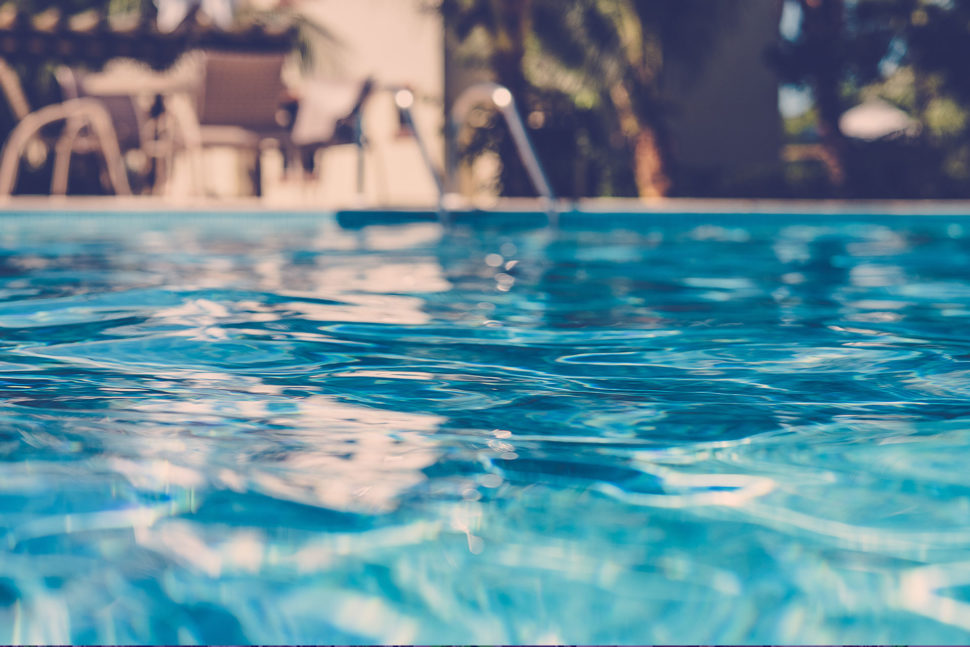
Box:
774;0;970;198
442;0;722;199
444;0;970;199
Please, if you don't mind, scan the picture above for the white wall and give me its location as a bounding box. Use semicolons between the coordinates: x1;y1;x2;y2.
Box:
291;0;444;207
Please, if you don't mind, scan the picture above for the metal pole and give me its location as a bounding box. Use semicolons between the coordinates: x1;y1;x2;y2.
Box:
447;82;556;213
354;111;365;199
394;89;445;210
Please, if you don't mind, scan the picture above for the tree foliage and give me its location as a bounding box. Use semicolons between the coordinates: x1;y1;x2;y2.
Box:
443;0;722;199
774;0;970;198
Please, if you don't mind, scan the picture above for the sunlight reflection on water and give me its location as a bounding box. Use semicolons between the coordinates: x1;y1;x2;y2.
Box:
2;212;970;642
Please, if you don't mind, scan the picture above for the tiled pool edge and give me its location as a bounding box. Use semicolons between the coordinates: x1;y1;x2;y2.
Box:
3;196;970;230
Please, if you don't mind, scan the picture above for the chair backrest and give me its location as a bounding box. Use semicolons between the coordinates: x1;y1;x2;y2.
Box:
291;77;374;146
54;66;143;151
196;50;286;131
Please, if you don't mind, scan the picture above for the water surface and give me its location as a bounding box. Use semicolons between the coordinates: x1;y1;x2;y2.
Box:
2;211;970;643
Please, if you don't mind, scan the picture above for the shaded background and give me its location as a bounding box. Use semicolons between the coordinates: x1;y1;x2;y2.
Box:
4;0;970;201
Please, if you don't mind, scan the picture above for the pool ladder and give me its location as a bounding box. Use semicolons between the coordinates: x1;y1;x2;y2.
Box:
393;82;556;217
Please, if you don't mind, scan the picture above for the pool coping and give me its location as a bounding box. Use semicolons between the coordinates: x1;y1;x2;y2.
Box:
2;195;970;219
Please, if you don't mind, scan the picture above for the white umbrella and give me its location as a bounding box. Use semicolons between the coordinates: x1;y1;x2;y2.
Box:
839;98;920;140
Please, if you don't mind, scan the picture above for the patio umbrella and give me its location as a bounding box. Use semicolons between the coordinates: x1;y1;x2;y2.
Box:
839;98;921;141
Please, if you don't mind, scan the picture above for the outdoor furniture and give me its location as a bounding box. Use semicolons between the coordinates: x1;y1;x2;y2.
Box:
186;49;294;196
54;66;154;194
0;58;131;196
0;3;300;197
290;77;374;175
54;64;199;196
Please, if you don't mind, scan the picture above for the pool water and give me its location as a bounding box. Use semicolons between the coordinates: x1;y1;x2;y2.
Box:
3;210;970;643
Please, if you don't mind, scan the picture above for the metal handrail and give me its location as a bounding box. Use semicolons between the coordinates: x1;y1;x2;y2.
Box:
448;82;555;210
392;88;445;207
391;82;556;217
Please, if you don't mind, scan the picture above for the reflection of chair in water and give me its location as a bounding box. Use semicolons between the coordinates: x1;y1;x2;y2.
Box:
0;59;131;196
186;49;293;196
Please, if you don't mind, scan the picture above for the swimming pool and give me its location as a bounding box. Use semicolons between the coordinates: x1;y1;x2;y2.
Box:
3;207;970;643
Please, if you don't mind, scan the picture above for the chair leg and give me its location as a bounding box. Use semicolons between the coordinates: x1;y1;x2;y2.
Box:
0;107;58;195
252;149;263;197
158;94;205;196
356;142;366;198
51;117;85;195
83;100;132;196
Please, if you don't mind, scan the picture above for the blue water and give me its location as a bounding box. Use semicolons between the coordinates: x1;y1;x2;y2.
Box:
3;210;970;643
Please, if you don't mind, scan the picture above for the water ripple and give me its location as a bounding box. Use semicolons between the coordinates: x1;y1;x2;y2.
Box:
2;213;970;642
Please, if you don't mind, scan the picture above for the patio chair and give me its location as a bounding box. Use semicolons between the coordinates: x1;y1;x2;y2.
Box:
289;76;374;177
186;49;294;196
53;66;158;194
0;58;131;196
